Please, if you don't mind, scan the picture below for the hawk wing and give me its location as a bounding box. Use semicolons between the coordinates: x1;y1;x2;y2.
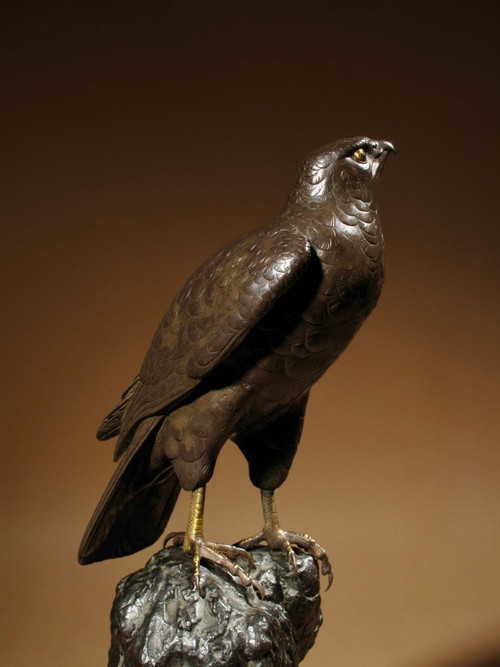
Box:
102;222;312;458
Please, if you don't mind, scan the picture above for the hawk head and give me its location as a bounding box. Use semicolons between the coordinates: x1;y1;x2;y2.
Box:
285;136;395;211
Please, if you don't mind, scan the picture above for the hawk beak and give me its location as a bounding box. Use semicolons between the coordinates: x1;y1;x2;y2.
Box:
373;141;396;171
372;140;395;176
379;140;396;156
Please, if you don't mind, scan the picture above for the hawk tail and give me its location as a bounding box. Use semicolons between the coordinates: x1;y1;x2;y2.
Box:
78;417;181;564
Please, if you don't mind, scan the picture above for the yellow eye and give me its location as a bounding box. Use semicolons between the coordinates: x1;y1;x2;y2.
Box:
353;148;367;163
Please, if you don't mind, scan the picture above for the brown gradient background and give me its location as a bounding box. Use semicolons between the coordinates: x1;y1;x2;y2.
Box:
3;2;499;665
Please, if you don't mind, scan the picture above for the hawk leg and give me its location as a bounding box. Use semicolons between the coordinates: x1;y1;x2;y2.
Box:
235;489;333;590
164;487;265;598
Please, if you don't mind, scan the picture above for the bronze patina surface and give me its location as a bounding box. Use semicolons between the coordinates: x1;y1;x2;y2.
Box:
79;137;394;591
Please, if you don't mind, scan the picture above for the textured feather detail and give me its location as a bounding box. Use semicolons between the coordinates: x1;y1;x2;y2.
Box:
113;229;312;456
79;416;181;564
96;376;141;441
80;137;392;566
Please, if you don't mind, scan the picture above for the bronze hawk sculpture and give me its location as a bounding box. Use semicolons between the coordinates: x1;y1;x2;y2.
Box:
79;137;394;593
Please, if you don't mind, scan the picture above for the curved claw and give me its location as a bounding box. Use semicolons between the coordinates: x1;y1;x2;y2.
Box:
163;530;260;594
184;536;265;599
233;532;266;551
192;549;202;595
235;529;300;577
287;531;333;590
163;531;185;548
236;527;333;590
284;544;298;577
205;541;254;572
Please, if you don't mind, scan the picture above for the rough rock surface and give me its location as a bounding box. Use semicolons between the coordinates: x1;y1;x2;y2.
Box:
109;546;323;666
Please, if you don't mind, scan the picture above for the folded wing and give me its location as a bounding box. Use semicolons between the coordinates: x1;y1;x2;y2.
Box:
100;224;312;459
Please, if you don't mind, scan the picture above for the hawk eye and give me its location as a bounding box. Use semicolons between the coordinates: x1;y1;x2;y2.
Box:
353;148;367;163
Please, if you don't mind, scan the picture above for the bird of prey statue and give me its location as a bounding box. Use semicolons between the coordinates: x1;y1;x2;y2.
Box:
79;136;394;594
